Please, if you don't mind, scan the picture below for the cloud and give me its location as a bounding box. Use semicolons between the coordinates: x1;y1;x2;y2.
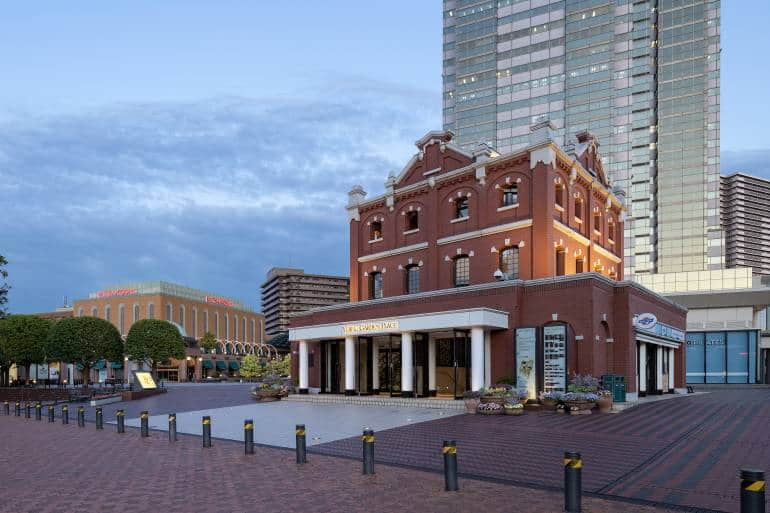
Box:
721;149;770;179
0;82;440;312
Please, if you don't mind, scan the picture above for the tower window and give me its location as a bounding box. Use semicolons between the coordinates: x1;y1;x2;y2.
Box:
502;184;518;206
406;211;419;231
455;198;469;219
369;272;383;299
370;221;382;240
500;246;519;279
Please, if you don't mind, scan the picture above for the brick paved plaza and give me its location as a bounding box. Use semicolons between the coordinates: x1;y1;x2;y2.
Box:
1;387;767;512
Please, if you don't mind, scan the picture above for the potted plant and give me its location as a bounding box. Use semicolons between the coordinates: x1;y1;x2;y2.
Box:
504;402;524;416
540;391;562;410
250;379;288;402
517;390;529;405
480;386;510;406
562;391;599;411
476;402;503;415
597;389;613;412
462;390;481;414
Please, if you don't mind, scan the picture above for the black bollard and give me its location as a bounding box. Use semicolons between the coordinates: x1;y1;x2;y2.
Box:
202;416;212;448
61;404;69;425
77;406;85;428
95;407;103;429
564;451;583;513
140;410;149;437
116;410;125;433
168;413;177;442
362;428;375;475
47;405;54;423
25;403;31;418
14;401;20;416
3;401;8;415
35;402;41;421
740;469;765;513
244;419;254;455
295;424;307;464
443;440;459;491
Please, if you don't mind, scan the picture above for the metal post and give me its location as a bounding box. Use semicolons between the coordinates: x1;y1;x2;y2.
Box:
47;405;54;422
244;419;254;455
442;440;459;491
740;469;766;513
140;410;149;437
35;402;41;421
77;406;85;427
295;424;307;464
14;401;20;416
564;451;583;513
25;402;31;418
95;407;103;430
202;416;212;447
3;401;8;415
116;409;125;433
61;404;68;425
362;428;375;475
168;413;177;442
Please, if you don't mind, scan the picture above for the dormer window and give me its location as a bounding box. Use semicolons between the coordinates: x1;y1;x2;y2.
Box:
455;198;469;219
502;184;518;207
370;221;382;241
406;211;419;231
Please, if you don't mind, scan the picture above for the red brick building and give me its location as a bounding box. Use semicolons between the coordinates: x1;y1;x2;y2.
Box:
289;125;686;400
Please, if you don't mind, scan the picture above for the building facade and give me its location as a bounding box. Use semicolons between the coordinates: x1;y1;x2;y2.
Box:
721;173;770;276
442;0;722;278
261;268;349;336
289;128;687;400
71;281;265;382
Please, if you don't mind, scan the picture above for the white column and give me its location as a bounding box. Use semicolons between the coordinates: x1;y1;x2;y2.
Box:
344;336;356;394
484;331;492;387
471;327;485;392
638;342;647;394
428;338;437;395
656;345;664;393
298;340;309;393
401;332;414;397
371;339;380;392
668;348;675;390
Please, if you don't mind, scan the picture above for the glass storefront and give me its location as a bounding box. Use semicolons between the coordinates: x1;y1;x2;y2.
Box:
686;331;758;384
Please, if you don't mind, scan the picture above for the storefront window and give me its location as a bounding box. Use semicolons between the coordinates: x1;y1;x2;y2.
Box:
687;330;759;385
749;331;757;384
705;332;725;383
685;333;705;383
727;331;748;384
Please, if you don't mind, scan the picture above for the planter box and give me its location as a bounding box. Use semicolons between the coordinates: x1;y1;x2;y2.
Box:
565;400;596;411
504;408;524;416
480;396;506;406
90;395;122;407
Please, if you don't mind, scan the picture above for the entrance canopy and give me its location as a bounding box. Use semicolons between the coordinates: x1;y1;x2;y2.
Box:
288;307;509;342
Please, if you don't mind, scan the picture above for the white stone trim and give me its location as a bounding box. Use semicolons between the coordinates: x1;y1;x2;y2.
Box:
357;242;429;263
592;243;622;263
403;228;420;235
288;307;509;341
496;203;519;212
636;332;681;349
553;220;590;246
450;216;469;224
437;219;533;246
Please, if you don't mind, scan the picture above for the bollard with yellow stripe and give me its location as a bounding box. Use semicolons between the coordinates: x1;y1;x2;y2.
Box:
362;428;375;475
244;419;254;455
140;410;149;437
443;440;459;491
168;413;177;443
740;469;765;513
295;424;307;464
116;409;125;434
202;415;212;448
564;451;582;513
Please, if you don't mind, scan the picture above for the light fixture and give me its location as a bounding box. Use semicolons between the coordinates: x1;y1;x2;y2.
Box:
493;269;504;281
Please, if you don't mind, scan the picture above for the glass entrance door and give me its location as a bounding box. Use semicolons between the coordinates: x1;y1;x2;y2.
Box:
378;336;402;396
452;330;470;399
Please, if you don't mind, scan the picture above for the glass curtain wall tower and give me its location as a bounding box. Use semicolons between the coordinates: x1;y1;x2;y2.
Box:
443;0;721;277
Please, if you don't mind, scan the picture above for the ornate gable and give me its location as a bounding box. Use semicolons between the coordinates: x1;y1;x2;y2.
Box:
396;130;474;188
574;130;610;188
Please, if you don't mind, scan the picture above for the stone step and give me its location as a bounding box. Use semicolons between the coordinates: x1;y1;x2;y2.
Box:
285;393;465;411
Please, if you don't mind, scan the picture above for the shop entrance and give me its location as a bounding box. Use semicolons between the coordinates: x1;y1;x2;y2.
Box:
645;345;657;394
763;349;770;385
320;340;343;394
379;336;401;396
435;330;470;399
156;367;179;382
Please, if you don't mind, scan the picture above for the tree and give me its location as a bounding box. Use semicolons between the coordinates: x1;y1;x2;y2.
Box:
125;319;185;378
0;315;52;386
270;353;291;377
0;255;9;319
200;331;217;354
46;316;123;386
239;354;262;381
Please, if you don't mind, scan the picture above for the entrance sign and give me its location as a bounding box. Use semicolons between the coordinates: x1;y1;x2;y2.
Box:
342;320;399;335
49;367;59;380
543;325;567;393
515;328;537;400
133;371;158;390
634;313;658;330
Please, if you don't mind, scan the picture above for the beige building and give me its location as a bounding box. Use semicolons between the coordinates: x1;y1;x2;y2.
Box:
261;268;349;336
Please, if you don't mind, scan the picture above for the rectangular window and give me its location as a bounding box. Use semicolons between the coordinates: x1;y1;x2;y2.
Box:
406;266;420;294
406;211;419;231
575;258;584;273
556;250;565;276
133;304;139;323
454;256;470;286
686;333;705;384
370;272;383;300
705;332;726;384
502;185;518;206
455;198;469;219
727;331;748;384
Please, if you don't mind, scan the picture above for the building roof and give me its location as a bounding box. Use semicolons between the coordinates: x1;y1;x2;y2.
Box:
665;286;770;310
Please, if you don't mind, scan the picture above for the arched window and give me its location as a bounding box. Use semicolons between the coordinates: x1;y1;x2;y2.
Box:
148;303;155;319
214;313;219;338
455;198;469;219
204;311;209;334
243;318;247;343
78;308;84;317
118;305;125;335
502;184;518;207
608;219;616;243
405;211;419;231
405;265;420;294
556;248;566;276
178;305;185;329
576;257;584;273
593;210;601;232
574;196;583;221
453;256;470;286
192;308;197;338
224;314;229;340
133;303;140;323
369;272;383;300
500;246;519;279
251;319;256;343
165;304;172;321
555;181;564;208
105;305;111;322
370;221;382;240
91;306;97;317
233;315;239;342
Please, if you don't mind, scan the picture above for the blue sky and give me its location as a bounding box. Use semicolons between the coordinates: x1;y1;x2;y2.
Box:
1;1;768;313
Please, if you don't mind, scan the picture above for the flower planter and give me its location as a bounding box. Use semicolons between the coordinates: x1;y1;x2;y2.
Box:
480;396;506;406
504;408;524;416
464;399;480;414
540;398;559;410
597;396;613;412
564;400;596;411
477;407;503;415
